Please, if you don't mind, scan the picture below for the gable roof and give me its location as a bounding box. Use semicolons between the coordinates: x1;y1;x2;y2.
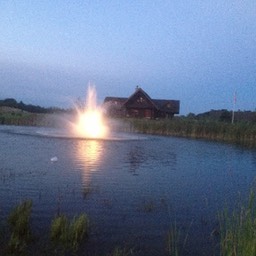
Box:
153;99;180;114
123;87;159;109
104;96;127;103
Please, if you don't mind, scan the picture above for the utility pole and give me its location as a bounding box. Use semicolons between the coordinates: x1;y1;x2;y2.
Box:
231;91;236;124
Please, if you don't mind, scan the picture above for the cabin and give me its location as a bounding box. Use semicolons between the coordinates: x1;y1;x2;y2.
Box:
103;87;180;119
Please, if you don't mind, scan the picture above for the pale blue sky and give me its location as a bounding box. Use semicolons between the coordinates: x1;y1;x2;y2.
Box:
0;0;255;114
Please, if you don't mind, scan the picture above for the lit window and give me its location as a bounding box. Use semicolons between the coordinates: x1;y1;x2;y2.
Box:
137;97;144;103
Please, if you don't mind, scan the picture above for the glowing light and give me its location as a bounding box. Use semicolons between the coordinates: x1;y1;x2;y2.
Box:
73;85;108;139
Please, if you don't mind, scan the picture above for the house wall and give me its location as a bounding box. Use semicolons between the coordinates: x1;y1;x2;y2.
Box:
156;110;174;119
126;108;155;119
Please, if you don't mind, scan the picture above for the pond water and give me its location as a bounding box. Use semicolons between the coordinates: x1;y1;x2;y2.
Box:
0;125;256;255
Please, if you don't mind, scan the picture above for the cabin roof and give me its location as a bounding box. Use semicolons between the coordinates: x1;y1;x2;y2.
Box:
103;87;180;114
153;99;180;114
104;96;127;103
123;88;159;109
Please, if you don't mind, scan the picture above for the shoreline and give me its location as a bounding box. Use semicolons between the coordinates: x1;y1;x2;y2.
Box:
123;118;256;149
1;112;255;148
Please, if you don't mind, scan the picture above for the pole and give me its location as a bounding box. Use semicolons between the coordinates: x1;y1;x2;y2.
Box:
231;91;236;124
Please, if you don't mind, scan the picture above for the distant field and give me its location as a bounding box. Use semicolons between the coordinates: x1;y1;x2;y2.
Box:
0;107;62;127
0;106;27;113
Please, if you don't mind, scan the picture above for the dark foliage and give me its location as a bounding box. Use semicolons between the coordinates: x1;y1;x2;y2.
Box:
0;98;66;113
195;109;256;123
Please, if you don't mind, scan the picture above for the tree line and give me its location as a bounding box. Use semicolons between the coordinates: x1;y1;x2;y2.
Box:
186;109;256;123
0;98;66;113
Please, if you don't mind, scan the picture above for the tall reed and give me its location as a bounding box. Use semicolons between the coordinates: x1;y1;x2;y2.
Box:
109;247;134;256
7;200;33;255
167;222;180;256
126;118;256;147
50;213;89;254
219;190;256;256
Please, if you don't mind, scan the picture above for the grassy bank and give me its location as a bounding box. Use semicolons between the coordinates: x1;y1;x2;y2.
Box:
1;109;256;148
0;111;66;127
124;118;256;148
0;111;41;126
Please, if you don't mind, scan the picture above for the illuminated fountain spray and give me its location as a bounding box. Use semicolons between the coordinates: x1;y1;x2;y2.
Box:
4;84;143;141
73;85;109;139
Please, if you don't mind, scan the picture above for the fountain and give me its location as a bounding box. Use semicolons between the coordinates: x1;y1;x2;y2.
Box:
70;85;144;141
1;85;145;141
72;85;109;139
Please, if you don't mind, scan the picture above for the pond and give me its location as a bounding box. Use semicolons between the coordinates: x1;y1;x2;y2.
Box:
0;125;255;255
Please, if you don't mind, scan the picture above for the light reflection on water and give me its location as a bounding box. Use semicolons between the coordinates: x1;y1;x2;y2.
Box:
0;125;255;255
75;140;103;199
76;139;102;170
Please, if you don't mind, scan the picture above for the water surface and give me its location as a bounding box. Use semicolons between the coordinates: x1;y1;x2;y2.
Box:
0;125;255;255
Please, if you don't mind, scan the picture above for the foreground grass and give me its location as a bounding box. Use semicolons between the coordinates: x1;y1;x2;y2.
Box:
125;118;256;148
3;193;256;255
219;190;256;256
50;214;89;254
7;200;33;255
166;222;180;256
1;200;89;256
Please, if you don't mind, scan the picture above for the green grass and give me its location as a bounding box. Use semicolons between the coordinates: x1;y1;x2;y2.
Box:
124;118;256;148
166;220;192;256
7;200;33;255
108;247;134;256
166;222;180;256
0;112;38;126
219;190;256;256
50;213;89;254
0;200;89;255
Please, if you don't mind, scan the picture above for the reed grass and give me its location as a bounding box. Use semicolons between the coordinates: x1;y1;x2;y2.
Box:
166;220;192;256
219;190;256;256
70;214;89;252
0;112;57;127
50;213;89;254
3;192;256;255
0;112;36;126
50;214;68;249
0;200;90;255
7;200;33;255
108;247;134;256
125;118;256;147
167;222;180;256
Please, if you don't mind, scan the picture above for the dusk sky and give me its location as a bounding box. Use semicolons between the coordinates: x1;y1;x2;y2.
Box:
0;1;255;114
